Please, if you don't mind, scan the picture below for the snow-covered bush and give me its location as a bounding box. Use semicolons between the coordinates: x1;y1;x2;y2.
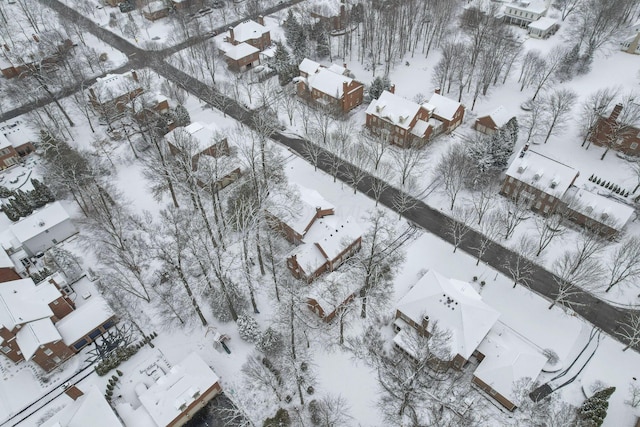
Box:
257;327;283;355
237;315;261;343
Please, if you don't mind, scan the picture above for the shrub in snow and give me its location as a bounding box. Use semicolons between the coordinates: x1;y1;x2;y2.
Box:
308;400;322;425
368;75;391;100
237;315;261;343
578;386;615;427
263;408;291;427
257;327;283;355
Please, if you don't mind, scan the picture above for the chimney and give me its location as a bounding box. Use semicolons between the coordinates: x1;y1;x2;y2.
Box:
130;70;138;82
63;384;84;401
434;88;441;95
3;44;9;52
421;315;429;332
343;62;347;70
610;103;623;121
257;15;264;26
32;34;39;43
342;81;348;99
228;26;235;43
389;84;395;94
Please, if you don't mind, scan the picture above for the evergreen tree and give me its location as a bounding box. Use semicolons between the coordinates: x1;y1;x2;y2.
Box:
173;105;190;127
1;203;20;222
368;75;391;100
9;193;32;218
30;178;55;207
270;42;298;85
237;314;261;343
316;31;330;59
284;11;308;63
578;386;615;427
0;186;13;198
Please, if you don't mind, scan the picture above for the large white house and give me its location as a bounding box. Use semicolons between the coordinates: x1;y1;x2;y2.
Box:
9;202;77;256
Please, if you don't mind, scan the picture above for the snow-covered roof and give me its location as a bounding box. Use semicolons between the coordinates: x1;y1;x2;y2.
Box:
144;0;168;13
55;296;114;345
41;384;124;427
34;281;63;305
0;133;12;150
327;63;347;75
305;271;359;312
15;317;61;360
1;120;37;148
366;91;423;130
299;58;321;75
528;16;557;31
425;93;462;122
166;122;224;154
410;119;431;137
474;322;547;405
396;270;500;360
506;0;547;15
0;248;13;269
306;67;356;99
309;0;343;17
564;187;634;231
10;201;73;244
0;278;53;330
270;184;335;236
224;42;259;60
231;20;269;43
505;149;578;199
90;71;140;102
137;352;220;427
291;216;361;276
479;105;513;129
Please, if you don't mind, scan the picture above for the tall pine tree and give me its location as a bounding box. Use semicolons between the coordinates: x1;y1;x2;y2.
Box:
578;386;615;427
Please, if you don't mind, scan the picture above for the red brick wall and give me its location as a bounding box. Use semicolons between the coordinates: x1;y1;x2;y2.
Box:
0;268;20;283
32;340;75;372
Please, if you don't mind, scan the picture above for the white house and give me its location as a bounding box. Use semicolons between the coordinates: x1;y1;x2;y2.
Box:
9;202;77;256
503;0;550;27
527;17;559;39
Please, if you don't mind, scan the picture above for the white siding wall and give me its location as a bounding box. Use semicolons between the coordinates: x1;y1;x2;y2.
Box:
21;219;77;256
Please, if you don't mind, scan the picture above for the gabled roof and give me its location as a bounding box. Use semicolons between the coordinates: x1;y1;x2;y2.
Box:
474;323;547;405
506;0;548;15
232;20;269;42
166;122;224;154
137;352;220;427
479;105;513;129
1;120;38;148
11;202;74;243
41;385;124;427
528;16;557;31
270;184;335;236
306;68;355;99
0;247;14;269
396;270;500;360
366;91;423;130
505;149;578;199
225;42;259;60
563;186;634;231
90;70;140;102
425;93;462;122
299;58;321;75
15;317;61;360
55;296;114;345
0;278;53;330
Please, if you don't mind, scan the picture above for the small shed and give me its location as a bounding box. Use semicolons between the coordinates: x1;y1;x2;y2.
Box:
474;106;514;135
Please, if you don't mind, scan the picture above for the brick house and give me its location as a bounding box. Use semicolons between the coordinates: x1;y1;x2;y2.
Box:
143;1;170;21
171;0;204;10
0;121;36;170
500;147;579;216
286;215;362;283
124;352;222;427
0;35;74;79
562;186;634;237
590;103;640;156
224;43;260;71
423;91;465;134
0;249;20;283
226;17;271;51
266;184;335;245
305;271;359;322
309;0;349;32
365;87;433;147
131;92;170;124
88;70;143;114
296;58;364;113
474;105;514;135
0;277;116;372
41;384;125;427
393;270;499;370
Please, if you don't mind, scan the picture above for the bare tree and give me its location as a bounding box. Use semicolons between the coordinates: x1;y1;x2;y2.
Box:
617;311;640;351
303;140;324;172
344;142;370;194
626;382;640;407
505;235;537;288
370;164;392;207
604;236;640;292
447;206;474;253
534;213;566;257
580;87;619;147
549;249;602;310
312;394;353;427
435;144;472;210
568;0;628;57
555;0;584;21
530;46;566;101
522;98;547;145
468;179;498;225
390;142;428;187
498;196;533;240
598;92;640;160
542;88;578;144
473;211;502;265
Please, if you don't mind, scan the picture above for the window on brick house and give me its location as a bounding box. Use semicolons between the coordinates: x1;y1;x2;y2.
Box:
631;142;639;150
43;348;53;356
1;346;11;354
